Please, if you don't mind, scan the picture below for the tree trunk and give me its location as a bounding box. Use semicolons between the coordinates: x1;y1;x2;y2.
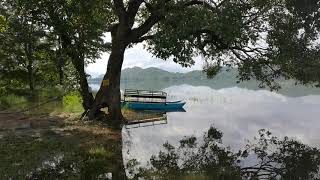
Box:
27;58;34;91
57;38;64;85
60;33;94;111
58;62;64;85
88;38;126;125
72;57;94;111
25;43;34;91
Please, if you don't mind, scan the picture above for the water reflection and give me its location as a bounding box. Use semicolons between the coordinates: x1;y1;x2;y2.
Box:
124;107;186;128
24;125;320;179
126;127;320;179
122;85;320;178
125;111;168;129
26;131;127;179
26;84;320;179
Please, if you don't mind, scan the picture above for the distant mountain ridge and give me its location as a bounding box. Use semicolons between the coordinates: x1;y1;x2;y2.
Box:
91;66;236;82
88;66;320;97
94;67;205;79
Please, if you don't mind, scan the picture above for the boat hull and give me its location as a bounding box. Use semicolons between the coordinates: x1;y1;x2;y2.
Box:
123;101;186;110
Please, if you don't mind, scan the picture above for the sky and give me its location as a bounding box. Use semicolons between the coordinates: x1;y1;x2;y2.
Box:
85;42;204;78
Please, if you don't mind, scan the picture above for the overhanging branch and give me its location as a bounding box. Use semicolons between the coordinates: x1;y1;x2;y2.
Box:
131;35;154;43
183;0;222;13
127;0;144;28
130;13;162;40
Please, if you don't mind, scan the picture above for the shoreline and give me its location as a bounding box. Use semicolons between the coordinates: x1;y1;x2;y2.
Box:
0;112;125;178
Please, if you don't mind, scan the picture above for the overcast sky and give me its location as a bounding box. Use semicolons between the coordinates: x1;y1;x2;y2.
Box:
85;42;203;77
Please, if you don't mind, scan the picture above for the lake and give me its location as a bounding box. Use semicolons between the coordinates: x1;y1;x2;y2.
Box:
90;83;320;170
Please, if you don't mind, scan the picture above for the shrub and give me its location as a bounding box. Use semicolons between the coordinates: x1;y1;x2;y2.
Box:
62;92;83;112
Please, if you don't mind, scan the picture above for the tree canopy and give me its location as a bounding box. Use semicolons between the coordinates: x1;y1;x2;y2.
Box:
0;0;110;94
123;0;320;90
1;0;320;121
87;0;320;121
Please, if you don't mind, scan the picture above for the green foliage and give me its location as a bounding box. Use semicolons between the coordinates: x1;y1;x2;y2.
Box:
0;0;62;90
0;94;27;110
0;87;83;113
142;0;320;90
0;15;8;32
0;0;110;105
36;0;112;62
204;64;222;79
1;0;320;115
0;86;6;96
62;92;83;112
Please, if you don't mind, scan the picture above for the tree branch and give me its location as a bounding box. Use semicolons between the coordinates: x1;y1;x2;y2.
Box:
130;13;162;40
113;0;126;23
183;0;220;13
131;35;154;43
195;29;229;49
127;0;144;28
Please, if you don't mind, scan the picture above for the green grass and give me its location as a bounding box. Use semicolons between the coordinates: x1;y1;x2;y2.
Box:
0;119;125;179
62;92;83;113
0;88;161;120
89;146;114;158
0;88;85;114
0;94;28;110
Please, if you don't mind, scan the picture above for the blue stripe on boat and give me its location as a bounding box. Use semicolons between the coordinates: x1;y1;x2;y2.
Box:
123;101;186;110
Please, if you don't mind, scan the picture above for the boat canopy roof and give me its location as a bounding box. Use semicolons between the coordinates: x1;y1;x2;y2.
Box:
124;89;167;99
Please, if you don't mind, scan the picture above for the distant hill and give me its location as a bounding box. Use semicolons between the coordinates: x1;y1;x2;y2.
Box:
89;67;320;97
90;67;238;84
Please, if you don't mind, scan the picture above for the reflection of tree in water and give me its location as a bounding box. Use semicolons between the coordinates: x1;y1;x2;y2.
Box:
127;127;320;180
26;131;126;180
23;125;320;179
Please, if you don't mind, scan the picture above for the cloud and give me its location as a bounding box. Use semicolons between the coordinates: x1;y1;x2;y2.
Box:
86;43;203;77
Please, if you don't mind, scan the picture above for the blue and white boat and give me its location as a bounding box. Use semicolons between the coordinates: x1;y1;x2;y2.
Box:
123;101;186;110
122;89;186;110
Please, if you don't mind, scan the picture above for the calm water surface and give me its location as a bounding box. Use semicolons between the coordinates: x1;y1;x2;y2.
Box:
115;84;320;166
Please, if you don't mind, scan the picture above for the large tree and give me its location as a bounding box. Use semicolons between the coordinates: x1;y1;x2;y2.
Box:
88;0;320;123
0;0;56;91
2;0;319;124
40;0;111;111
1;0;111;109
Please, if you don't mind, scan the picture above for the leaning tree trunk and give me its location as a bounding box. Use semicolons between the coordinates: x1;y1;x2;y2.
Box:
60;33;94;111
72;57;94;111
88;38;126;125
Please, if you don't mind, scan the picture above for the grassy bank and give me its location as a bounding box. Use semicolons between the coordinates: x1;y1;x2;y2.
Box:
0;89;164;178
0;88;83;114
0;88;164;121
0;113;125;179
